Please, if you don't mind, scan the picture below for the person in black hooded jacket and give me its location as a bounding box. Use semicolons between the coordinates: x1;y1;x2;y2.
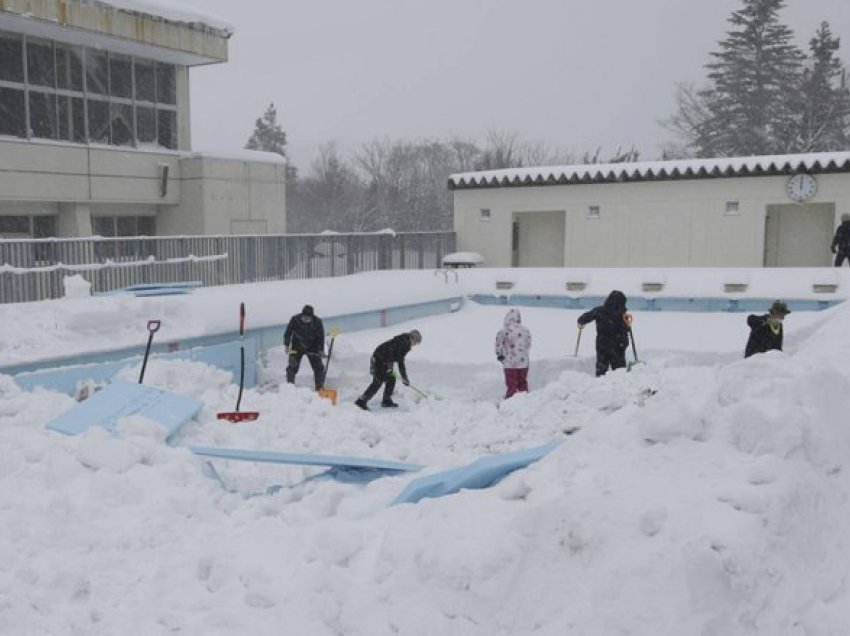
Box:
577;290;630;377
831;214;850;267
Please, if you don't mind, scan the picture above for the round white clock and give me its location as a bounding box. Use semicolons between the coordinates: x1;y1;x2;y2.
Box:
786;173;817;202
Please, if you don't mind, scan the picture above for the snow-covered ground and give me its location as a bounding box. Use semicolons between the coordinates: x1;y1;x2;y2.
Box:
2;270;850;634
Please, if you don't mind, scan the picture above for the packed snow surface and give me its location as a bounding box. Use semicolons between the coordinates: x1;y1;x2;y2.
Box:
2;270;850;634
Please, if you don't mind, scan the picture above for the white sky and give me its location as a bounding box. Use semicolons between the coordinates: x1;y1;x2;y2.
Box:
181;0;850;168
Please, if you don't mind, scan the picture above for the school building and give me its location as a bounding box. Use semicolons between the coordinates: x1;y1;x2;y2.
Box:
450;152;850;268
0;0;286;239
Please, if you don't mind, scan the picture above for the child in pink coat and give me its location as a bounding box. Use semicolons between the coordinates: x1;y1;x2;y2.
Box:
495;308;532;398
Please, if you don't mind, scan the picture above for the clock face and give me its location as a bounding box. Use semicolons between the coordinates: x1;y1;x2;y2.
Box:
786;173;817;202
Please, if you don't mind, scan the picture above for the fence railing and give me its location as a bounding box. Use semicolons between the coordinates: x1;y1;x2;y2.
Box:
0;231;457;304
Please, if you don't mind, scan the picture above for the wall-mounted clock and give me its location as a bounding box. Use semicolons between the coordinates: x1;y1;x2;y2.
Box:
786;173;817;202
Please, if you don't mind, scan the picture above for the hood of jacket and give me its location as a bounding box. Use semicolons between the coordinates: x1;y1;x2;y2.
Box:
603;290;627;312
503;308;522;327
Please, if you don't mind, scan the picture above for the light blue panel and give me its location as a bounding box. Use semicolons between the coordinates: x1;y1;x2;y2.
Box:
391;441;561;505
189;445;423;472
13;340;255;396
469;294;842;313
45;378;201;442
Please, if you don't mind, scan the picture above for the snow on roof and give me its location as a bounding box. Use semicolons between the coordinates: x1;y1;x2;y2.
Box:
183;148;286;165
93;0;234;36
448;151;850;190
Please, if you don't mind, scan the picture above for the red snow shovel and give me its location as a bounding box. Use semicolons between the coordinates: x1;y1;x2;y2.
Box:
217;303;260;423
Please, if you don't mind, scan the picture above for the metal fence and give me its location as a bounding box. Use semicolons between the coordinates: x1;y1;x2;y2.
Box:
0;231;456;304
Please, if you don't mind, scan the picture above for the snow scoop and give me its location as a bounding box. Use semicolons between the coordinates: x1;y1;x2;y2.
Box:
138;319;161;384
405;382;441;402
626;324;645;372
317;327;341;405
217;303;260;423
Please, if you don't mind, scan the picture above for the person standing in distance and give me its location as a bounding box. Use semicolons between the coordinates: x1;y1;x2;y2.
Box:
831;213;850;267
495;308;532;398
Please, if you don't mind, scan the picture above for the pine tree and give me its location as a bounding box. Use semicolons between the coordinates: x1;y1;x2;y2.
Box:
682;0;805;157
245;103;288;157
794;22;850;152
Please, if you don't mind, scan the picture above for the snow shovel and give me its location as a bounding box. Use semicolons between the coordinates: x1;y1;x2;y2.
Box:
573;325;583;357
217;303;260;423
405;381;441;402
138;319;161;384
626;323;645;372
317;327;340;405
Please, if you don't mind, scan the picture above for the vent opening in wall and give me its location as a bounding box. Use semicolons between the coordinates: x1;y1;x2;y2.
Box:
725;201;740;216
480;208;491;221
587;205;600;219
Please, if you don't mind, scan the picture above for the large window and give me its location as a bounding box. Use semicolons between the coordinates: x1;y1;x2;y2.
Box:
0;215;57;238
0;30;179;149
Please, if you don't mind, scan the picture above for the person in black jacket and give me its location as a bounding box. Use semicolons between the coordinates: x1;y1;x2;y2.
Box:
355;330;421;410
831;214;850;267
283;305;326;390
577;290;631;377
744;300;790;358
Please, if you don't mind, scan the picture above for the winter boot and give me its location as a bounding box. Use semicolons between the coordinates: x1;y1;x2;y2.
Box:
355;398;369;411
381;399;399;408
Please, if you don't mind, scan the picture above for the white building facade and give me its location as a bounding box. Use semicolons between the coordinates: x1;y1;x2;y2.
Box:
450;152;850;268
0;0;285;239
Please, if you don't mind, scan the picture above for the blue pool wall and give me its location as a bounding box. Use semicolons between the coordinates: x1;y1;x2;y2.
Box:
2;296;463;395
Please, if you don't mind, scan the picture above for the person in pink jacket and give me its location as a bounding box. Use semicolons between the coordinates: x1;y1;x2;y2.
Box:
495;308;532;398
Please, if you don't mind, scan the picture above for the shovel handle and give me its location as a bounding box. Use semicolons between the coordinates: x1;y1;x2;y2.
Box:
239;303;245;336
147;319;161;333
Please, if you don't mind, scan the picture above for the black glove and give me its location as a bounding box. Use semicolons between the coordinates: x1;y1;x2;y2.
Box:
497;355;505;362
832;246;837;254
401;377;410;386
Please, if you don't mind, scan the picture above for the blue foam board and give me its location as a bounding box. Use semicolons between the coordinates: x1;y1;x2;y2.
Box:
188;445;423;473
391;441;561;505
45;378;201;442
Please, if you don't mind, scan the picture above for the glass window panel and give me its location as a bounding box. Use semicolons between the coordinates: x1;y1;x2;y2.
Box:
87;98;110;143
26;39;55;88
85;49;109;95
56;44;83;91
136;105;156;144
29;91;58;139
33;216;57;238
0;33;24;83
0;87;26;137
0;216;31;235
155;63;176;104
72;97;86;143
137;216;156;236
134;59;155;102
109;54;132;98
92;216;115;237
157;109;176;149
58;95;71;140
110;102;133;146
117;216;138;237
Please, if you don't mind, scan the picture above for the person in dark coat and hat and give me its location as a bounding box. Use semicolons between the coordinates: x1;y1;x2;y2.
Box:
831;213;850;267
577;290;631;377
283;305;326;390
355;330;421;410
744;300;790;358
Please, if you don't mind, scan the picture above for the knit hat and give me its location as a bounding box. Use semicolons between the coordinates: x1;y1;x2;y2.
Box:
769;300;790;316
301;305;314;317
408;329;422;344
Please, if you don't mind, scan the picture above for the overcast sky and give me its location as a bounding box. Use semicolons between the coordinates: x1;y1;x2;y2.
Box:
178;0;850;169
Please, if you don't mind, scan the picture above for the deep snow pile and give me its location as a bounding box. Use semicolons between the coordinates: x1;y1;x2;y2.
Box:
2;299;850;634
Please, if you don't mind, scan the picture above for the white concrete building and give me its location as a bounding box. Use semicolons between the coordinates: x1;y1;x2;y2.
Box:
450;152;850;268
0;0;285;238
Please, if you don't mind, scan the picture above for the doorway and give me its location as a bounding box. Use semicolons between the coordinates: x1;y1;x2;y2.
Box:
511;211;566;267
763;203;834;267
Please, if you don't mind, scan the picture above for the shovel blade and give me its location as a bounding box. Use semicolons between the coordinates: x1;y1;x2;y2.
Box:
317;387;338;405
217;411;260;423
